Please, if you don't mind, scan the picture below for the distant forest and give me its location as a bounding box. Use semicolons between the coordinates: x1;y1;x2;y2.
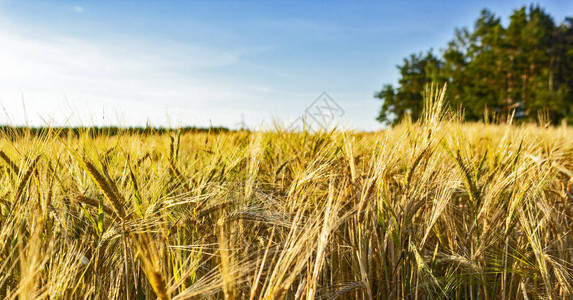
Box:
376;5;573;125
0;126;230;138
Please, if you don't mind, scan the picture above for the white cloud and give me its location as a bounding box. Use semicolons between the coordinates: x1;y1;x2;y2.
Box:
73;5;84;13
0;25;266;128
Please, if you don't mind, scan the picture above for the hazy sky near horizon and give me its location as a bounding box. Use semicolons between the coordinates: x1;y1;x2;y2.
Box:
1;1;571;130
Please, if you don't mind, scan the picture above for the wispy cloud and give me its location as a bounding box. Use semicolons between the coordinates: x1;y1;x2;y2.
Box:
73;5;84;13
0;24;267;127
256;18;341;34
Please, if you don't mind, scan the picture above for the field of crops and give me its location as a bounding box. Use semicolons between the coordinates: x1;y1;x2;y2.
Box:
1;87;572;299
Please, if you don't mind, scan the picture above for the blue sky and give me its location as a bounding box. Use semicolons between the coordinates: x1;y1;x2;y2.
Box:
0;1;571;130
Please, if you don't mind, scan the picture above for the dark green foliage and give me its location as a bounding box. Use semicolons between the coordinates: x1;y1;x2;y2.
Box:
376;51;444;124
376;5;573;125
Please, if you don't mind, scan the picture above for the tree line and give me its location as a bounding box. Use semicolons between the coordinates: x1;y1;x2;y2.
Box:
0;126;230;139
376;5;573;125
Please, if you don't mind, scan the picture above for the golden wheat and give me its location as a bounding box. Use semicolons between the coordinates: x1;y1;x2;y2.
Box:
0;85;572;299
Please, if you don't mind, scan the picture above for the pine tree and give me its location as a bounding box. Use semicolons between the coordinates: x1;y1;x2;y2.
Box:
375;51;444;125
375;5;573;125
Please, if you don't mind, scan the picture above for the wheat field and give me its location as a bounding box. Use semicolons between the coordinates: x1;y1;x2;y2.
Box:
1;86;572;299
